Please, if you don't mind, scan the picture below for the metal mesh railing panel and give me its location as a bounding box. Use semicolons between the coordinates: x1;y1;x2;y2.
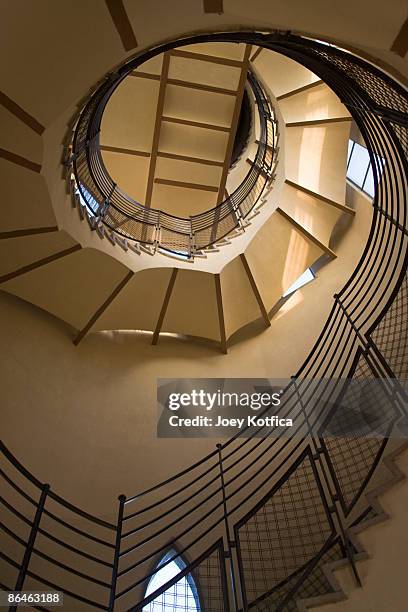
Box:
193;547;227;612
390;122;408;158
142;577;199;612
319;353;398;513
252;539;344;611
288;540;344;608
159;228;191;255
308;48;408;116
370;272;408;379
104;207;157;244
236;448;333;606
194;213;239;250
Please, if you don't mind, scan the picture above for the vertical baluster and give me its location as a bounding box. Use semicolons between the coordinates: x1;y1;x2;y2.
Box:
10;483;50;612
216;444;244;612
189;226;194;259
99;183;116;220
70;128;100;165
155;211;161;253
108;495;126;612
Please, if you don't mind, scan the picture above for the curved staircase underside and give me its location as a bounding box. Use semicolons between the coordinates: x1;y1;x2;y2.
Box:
100;42;252;217
0;6;407;611
0;48;356;352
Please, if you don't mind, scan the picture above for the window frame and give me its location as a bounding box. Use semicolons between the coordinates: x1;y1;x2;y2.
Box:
282;268;316;298
142;548;202;612
346;138;384;198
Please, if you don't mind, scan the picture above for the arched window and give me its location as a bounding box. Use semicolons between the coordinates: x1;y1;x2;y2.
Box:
143;549;200;611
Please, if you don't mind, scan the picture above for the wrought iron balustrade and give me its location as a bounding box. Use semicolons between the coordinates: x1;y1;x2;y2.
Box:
69;69;276;258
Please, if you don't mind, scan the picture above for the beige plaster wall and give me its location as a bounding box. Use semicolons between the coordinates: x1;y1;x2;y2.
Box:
285;121;351;203
278;82;350;123
0;186;371;518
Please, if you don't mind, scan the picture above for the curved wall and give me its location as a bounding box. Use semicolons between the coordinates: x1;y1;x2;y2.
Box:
0;8;405;607
0;186;371;518
0;1;406;133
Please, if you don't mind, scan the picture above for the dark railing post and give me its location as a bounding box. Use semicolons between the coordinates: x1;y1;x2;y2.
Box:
189;218;194;257
69;128;101;166
10;483;50;611
99;183;116;221
64;142;87;166
216;444;243;612
154;218;161;253
333;294;367;347
109;494;126;612
230;194;243;228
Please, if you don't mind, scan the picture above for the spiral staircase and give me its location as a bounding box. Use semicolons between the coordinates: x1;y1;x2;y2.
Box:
0;5;407;612
0;42;355;354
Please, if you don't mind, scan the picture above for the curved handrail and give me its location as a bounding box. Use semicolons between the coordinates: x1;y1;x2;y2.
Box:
71;70;276;257
1;32;407;611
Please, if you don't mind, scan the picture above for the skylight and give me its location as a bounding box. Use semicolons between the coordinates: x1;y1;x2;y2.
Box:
143;551;200;612
75;185;98;216
346;139;384;198
283;268;315;297
158;247;191;260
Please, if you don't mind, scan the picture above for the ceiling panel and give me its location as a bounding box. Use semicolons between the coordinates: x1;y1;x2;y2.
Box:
0;106;43;164
155;156;222;186
159;122;228;162
279;83;351;123
100;76;160;152
2;248;128;330
164;85;236;127
162;269;219;340
168;55;241;90
91;268;173;332
245;211;323;311
280;182;342;247
135;54;163;75
0;159;56;232
151;182;218;216
252;50;320;98
220;256;260;339
102;151;150;204
0;231;77;278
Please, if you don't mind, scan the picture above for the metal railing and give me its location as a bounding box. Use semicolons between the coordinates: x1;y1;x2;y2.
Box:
69;70;276;258
1;32;407;611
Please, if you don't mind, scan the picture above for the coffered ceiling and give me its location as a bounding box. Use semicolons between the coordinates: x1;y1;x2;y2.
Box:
100;42;252;217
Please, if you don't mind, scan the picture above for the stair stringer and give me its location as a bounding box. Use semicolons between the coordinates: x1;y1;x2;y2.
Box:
295;440;408;611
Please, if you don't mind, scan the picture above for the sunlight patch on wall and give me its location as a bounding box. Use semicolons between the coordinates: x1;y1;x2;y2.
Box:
282;230;310;292
298;126;326;192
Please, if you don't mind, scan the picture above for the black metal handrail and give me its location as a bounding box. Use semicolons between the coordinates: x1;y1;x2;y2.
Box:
70;69;276;258
1;32;407;611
